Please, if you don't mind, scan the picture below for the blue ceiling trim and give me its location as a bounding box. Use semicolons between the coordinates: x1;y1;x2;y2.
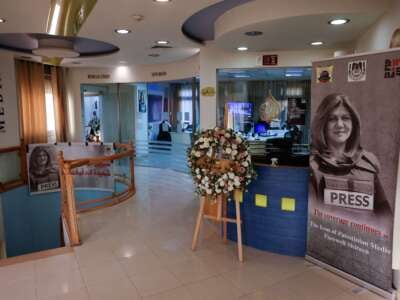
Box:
182;0;254;43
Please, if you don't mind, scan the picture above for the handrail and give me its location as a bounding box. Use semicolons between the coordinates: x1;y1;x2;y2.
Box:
58;143;136;246
0;141;27;193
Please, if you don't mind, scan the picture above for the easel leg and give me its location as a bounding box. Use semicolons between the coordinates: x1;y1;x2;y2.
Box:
223;195;228;244
235;197;243;262
192;196;206;251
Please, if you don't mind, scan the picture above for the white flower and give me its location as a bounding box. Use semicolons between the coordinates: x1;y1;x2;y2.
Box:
195;151;201;158
216;188;222;193
225;133;231;138
203;142;210;148
199;137;204;142
204;176;209;181
195;168;200;174
228;172;235;179
228;186;234;191
223;174;228;180
232;144;237;150
232;150;238;156
206;189;212;195
197;175;201;179
234;181;241;187
236;137;242;143
219;181;225;187
242;161;249;167
225;148;232;154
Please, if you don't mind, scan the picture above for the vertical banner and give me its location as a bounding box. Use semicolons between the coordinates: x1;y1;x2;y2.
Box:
307;49;400;293
28;143;114;194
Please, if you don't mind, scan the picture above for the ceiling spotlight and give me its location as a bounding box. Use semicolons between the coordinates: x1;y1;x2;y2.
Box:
149;53;160;57
329;18;350;25
237;46;248;51
311;41;324;46
156;40;169;45
245;31;263;37
115;28;131;35
154;0;171;2
0;18;6;23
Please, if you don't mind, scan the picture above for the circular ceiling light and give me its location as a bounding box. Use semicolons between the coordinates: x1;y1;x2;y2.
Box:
115;28;131;35
32;38;79;58
237;46;248;51
245;31;263;37
156;40;169;45
154;0;171;2
0;18;5;23
311;41;324;46
329;18;350;25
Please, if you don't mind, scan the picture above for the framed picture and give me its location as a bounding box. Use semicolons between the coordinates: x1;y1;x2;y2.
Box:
138;89;146;113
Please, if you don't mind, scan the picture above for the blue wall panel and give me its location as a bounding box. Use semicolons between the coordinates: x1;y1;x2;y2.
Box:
227;166;310;257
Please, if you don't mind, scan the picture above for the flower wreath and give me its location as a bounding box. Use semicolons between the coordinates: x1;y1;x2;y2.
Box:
188;128;256;197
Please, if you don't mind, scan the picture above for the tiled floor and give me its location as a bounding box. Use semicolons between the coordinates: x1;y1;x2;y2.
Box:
0;167;396;300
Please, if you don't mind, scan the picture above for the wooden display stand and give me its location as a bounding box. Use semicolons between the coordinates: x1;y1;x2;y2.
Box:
191;189;244;262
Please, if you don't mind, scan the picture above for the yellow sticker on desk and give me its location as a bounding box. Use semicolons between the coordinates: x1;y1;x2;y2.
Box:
255;194;267;207
281;197;295;211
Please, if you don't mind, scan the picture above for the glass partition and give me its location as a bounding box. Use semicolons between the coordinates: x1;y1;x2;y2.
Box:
217;67;311;166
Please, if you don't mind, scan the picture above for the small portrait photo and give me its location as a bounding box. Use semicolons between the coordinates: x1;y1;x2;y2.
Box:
28;145;60;194
310;93;392;216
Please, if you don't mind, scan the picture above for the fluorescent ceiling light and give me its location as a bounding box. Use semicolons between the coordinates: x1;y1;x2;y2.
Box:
49;3;61;35
329;18;350;25
156;40;169;45
285;73;302;77
154;0;171;2
0;18;6;23
234;74;250;78
115;28;131;35
311;41;324;46
237;46;248;51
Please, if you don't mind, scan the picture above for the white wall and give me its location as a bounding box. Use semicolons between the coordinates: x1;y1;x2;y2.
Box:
65;55;199;142
199;42;335;129
356;0;400;52
0;51;20;147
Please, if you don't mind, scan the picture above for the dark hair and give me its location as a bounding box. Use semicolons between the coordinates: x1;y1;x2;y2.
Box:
29;146;51;171
311;93;361;156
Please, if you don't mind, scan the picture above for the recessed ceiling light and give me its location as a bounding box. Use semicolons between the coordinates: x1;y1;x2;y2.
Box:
0;18;6;23
156;40;169;45
329;18;350;25
311;41;324;46
115;28;131;35
245;31;263;36
149;53;160;57
237;46;248;51
154;0;171;2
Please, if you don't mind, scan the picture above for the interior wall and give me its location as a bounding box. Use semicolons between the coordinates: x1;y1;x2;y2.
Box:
0;52;20;147
199;43;335;129
65;55;199;142
356;0;400;52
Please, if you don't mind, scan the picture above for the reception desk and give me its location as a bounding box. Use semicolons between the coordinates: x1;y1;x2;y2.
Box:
227;164;309;257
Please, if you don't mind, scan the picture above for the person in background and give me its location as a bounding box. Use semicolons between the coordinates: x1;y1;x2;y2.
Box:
157;119;172;141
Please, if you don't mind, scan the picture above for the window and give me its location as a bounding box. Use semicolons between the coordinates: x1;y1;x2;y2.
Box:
44;80;56;143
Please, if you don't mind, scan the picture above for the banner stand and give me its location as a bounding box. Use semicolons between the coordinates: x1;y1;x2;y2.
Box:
306;256;396;300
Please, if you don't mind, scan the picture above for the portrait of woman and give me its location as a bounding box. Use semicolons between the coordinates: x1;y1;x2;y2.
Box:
29;146;60;193
310;93;392;215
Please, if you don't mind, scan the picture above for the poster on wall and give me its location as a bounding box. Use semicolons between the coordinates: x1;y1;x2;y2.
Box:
28;143;114;194
307;49;400;294
287;97;306;125
138;89;147;113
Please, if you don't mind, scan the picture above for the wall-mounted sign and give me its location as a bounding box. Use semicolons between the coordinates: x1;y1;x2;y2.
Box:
262;55;278;66
0;74;5;132
151;71;167;77
87;74;110;79
201;86;216;97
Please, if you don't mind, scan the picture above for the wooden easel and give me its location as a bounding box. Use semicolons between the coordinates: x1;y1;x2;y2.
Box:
191;189;244;262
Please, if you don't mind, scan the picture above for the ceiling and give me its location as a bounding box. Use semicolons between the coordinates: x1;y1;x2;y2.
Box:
0;0;393;68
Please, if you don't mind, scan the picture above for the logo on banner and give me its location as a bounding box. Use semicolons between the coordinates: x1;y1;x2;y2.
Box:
316;65;333;83
348;60;367;82
384;58;400;78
